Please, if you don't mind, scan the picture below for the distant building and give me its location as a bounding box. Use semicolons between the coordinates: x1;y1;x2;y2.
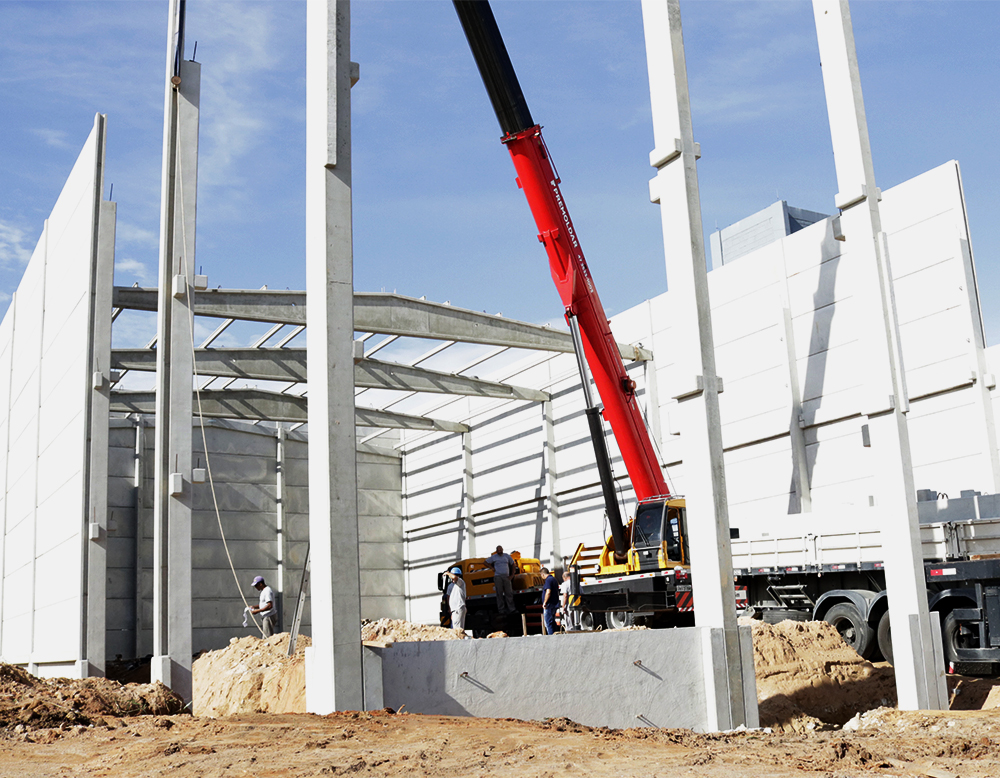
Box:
710;201;828;270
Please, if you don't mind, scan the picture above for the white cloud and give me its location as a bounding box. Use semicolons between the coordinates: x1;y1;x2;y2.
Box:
193;1;299;189
0;220;35;268
31;128;76;150
116;221;159;248
115;257;153;285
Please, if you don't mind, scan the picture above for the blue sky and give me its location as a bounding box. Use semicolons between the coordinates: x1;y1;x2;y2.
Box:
1;0;998;351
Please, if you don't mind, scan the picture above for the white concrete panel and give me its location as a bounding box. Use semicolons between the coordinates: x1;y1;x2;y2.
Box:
34;472;83;557
783;255;859;318
2;564;33;619
879;162;964;237
33;599;82;665
34;536;81;609
2;612;32;661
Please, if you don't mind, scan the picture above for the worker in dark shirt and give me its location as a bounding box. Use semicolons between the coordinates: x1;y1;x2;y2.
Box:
541;567;559;635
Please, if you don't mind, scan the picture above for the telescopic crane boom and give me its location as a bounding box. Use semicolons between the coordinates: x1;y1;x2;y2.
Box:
453;2;671;538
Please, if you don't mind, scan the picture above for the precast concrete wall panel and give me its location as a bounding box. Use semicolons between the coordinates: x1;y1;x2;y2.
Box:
107;419;402;656
0;121;107;673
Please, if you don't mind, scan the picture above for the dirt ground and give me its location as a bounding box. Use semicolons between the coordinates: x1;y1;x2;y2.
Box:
3;619;1000;777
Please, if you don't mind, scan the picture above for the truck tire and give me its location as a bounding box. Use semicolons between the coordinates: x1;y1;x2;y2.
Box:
824;602;876;659
606;610;635;630
942;611;979;665
877;610;892;665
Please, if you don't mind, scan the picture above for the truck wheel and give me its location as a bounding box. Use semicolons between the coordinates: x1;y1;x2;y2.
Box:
824;603;876;659
877;610;892;665
606;611;635;630
942;611;979;665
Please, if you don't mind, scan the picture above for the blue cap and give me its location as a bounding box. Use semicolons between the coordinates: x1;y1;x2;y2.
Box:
252;575;265;586
449;567;462;576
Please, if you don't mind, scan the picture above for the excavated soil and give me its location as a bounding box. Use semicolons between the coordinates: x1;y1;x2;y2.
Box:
749;618;898;731
5;619;1000;776
0;663;182;732
192;633;311;717
360;618;467;643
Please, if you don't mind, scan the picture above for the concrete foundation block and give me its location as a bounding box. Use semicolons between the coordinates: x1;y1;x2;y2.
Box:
373;627;757;732
362;646;383;711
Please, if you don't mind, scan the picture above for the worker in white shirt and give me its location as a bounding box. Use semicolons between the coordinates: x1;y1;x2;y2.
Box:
250;575;278;637
446;566;467;632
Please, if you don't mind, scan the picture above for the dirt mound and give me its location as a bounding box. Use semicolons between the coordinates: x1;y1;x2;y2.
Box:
192;633;311;717
361;619;466;643
0;663;182;730
192;622;465;717
748;619;896;731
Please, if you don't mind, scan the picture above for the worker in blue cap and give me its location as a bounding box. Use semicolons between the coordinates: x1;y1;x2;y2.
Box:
446;566;467;633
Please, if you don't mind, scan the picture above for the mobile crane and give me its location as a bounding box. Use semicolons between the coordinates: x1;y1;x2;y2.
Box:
449;1;1000;677
452;0;694;630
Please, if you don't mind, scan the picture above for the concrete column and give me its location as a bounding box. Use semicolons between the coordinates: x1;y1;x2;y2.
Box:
305;0;364;714
83;125;115;676
151;0;200;703
462;431;477;558
813;0;944;710
276;428;286;627
542;401;561;567
640;0;746;730
133;416;146;659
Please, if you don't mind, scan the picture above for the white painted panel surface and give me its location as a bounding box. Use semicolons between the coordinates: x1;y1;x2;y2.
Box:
0;124;103;668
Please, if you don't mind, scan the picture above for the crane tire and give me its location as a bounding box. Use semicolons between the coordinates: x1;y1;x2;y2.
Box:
606;610;635;630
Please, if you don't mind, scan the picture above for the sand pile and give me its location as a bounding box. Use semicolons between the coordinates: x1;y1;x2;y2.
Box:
192;633;311;717
361;618;466;643
749;619;897;731
192;622;462;717
0;663;182;730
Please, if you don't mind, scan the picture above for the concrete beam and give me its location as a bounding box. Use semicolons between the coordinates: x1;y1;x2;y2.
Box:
110;389;468;433
111;287;652;362
112;348;548;401
113;286;307;324
356;357;548;401
114;348;308;383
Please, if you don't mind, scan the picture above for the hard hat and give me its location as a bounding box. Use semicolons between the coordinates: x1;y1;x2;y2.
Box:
251;575;265;586
449;567;462;576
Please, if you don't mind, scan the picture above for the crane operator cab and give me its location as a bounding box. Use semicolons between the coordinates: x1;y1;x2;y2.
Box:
630;498;688;573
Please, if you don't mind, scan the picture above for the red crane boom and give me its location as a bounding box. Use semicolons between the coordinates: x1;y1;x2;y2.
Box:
454;1;669;505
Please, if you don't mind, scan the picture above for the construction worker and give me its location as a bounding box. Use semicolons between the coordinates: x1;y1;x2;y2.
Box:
250;575;278;637
446;566;467;632
541;567;559;634
485;545;516;615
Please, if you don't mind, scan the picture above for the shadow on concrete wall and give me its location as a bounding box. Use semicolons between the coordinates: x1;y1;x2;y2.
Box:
786;220;845;514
